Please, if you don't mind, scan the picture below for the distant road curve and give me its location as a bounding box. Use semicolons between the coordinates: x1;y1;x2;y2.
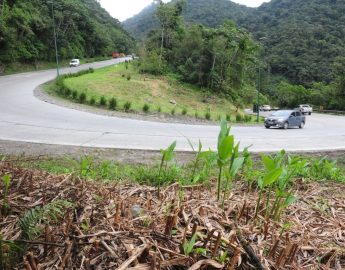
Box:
0;59;345;153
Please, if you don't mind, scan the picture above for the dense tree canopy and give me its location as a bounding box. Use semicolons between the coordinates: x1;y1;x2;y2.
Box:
0;0;134;71
123;0;345;87
140;1;259;105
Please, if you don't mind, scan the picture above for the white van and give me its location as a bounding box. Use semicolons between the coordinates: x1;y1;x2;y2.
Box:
69;59;80;67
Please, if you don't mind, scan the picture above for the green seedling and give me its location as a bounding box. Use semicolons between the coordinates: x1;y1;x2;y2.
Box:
216;119;231;201
2;174;11;216
183;233;197;256
158;141;177;195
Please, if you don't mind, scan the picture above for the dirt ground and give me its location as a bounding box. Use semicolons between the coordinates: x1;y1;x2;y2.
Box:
1;161;344;269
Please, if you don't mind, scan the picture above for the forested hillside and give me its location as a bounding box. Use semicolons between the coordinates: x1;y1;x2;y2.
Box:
123;0;345;86
139;1;260;107
123;0;251;40
0;0;134;72
245;0;345;86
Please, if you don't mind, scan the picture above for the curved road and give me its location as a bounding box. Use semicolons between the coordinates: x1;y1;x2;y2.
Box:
0;59;345;153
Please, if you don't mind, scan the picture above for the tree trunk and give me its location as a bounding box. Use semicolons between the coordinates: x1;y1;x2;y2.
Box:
159;28;164;68
1;0;6;16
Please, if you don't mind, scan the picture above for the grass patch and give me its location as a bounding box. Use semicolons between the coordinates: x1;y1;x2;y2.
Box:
57;63;247;121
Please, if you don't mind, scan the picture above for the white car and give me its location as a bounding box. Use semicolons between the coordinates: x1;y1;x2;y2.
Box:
69;59;80;67
260;105;271;111
298;104;313;115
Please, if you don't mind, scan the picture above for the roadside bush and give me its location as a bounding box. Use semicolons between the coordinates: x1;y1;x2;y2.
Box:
63;68;94;79
72;90;78;100
226;114;231;122
205;111;211;120
127;74;131;81
171;108;175;115
124;101;131;112
89;97;96;105
109;97;117;110
195;111;199;118
182;108;187;115
244;115;252;122
64;87;71;97
143;103;150;113
100;96;107;106
236;114;243;122
79;92;86;104
157;106;162;113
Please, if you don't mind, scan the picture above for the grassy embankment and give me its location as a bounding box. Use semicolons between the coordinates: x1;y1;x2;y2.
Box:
46;62;256;122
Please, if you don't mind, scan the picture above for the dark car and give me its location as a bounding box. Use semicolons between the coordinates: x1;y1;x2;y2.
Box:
264;110;306;129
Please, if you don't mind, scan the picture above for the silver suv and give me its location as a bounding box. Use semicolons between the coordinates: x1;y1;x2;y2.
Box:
265;110;306;129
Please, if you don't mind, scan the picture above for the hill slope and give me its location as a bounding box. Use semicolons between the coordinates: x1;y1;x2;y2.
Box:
123;0;252;40
245;0;345;85
0;0;134;71
123;0;345;85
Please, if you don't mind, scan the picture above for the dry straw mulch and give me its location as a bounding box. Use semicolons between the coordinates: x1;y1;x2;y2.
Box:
0;161;344;269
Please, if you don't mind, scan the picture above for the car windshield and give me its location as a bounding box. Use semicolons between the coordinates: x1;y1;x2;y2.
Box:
270;111;290;117
71;60;77;63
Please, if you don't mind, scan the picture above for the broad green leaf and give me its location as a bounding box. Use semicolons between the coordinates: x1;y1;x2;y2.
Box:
229;157;245;177
258;177;263;189
165;141;176;162
262;167;283;187
218;135;234;161
183;233;197;255
262;155;276;171
2;174;11;189
198;140;202;152
284;194;297;207
277;168;288;190
218;119;230;150
233;142;240;158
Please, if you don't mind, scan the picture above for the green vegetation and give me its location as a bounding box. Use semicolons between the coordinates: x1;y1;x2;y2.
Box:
1;174;11;216
47;63;258;122
124;0;345;110
123;0;252;40
18;200;72;240
142;1;258;106
142;103;150;113
6;121;344;189
0;0;134;74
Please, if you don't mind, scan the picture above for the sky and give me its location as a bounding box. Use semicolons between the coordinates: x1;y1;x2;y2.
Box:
99;0;271;22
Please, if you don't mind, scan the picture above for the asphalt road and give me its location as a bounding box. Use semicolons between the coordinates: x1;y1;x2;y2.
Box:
0;59;345;153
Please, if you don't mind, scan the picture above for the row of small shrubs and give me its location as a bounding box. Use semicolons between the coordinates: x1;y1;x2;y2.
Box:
55;78;253;121
61;68;94;79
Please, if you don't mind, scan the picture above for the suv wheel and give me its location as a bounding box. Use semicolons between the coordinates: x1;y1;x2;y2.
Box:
308;112;311;115
265;125;270;129
299;122;305;129
283;122;289;129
